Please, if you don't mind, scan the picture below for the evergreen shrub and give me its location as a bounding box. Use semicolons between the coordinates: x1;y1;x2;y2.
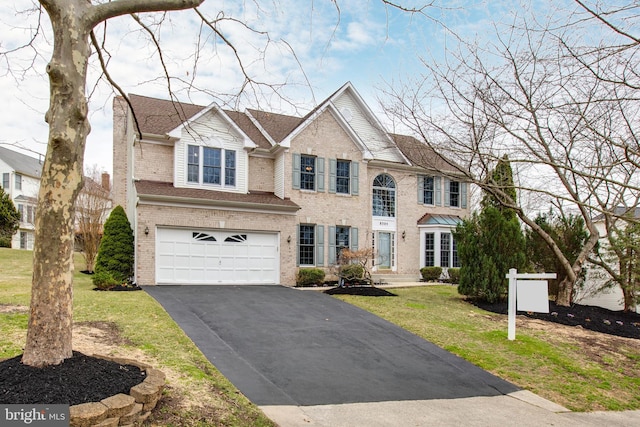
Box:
296;268;325;287
94;205;134;283
420;266;443;282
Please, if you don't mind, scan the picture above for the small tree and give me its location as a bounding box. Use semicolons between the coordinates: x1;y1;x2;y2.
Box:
526;211;588;302
336;248;375;284
456;157;527;303
94;205;134;284
0;187;20;247
76;169;111;273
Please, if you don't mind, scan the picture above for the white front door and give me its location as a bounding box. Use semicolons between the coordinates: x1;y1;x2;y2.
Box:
377;232;392;269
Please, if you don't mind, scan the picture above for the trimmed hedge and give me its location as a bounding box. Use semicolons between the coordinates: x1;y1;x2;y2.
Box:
448;268;461;284
92;271;119;290
420;266;443;282
296;268;325;287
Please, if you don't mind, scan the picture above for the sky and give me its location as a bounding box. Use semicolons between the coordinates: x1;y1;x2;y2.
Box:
0;0;562;175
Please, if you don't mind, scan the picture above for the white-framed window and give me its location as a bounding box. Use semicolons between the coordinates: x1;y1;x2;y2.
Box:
187;145;236;187
329;159;359;195
422;176;434;205
297;224;325;266
372;174;396;217
15;174;22;191
422;231;460;268
2;173;9;189
424;232;435;267
336;160;350;194
300;155;316;190
328;226;359;265
444;179;467;208
292;153;325;192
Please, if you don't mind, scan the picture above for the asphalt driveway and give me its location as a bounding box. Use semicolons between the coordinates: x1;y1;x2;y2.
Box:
145;285;519;407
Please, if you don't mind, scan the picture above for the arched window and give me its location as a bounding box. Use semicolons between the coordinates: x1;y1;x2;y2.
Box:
372;174;396;217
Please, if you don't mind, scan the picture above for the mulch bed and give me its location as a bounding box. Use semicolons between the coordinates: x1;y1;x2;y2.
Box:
470;300;640;340
324;286;397;297
0;351;146;405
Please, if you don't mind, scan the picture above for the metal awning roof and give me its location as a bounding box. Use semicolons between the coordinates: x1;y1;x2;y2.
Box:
417;214;462;226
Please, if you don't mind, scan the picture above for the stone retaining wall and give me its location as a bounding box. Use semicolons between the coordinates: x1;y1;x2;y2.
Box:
69;356;165;427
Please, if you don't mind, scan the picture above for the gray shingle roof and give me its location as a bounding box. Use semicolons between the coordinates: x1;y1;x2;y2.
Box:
0;146;43;178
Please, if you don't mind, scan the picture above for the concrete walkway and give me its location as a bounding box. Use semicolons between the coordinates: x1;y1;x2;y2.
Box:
146;284;640;427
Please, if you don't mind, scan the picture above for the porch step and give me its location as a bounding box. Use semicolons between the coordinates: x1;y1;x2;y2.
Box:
371;274;421;284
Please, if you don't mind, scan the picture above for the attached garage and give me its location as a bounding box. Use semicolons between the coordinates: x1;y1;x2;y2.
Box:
156;228;279;284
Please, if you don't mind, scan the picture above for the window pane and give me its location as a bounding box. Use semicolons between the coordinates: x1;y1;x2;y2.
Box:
372;174;395;217
300;155;315;190
423;176;434;205
449;181;460;207
15;174;22;190
188;145;199;183
424;233;435;267
336;160;350;194
299;225;315;265
225;151;236;186
440;233;450;267
452;235;460;268
336;226;350;261
203;147;221;184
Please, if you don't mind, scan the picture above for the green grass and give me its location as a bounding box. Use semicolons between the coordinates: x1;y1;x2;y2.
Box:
334;286;640;412
0;248;275;427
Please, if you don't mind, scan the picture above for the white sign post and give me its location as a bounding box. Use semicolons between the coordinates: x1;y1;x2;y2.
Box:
506;269;556;340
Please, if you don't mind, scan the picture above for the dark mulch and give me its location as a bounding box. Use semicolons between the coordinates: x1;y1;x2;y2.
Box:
0;351;146;405
93;284;142;291
470;300;640;340
324;286;397;297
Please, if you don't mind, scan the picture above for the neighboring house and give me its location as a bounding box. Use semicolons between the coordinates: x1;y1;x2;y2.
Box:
112;82;470;286
0;146;42;250
577;207;640;313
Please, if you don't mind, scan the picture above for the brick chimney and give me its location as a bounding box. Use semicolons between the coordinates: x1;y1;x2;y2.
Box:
101;172;111;191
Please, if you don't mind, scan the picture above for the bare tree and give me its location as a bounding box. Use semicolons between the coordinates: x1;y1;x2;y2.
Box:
382;3;640;306
76;166;111;274
6;0;440;367
19;0;206;368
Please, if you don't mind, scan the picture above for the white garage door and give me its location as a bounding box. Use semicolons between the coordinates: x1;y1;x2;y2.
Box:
156;228;279;284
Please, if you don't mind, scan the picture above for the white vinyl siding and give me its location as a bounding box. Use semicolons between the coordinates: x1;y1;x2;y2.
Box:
332;93;405;163
174;110;247;193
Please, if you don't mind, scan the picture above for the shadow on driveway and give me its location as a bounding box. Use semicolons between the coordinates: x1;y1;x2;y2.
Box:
145;285;519;406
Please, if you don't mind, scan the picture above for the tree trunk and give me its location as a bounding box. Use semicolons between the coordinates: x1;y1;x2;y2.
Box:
555;276;574;307
22;1;90;367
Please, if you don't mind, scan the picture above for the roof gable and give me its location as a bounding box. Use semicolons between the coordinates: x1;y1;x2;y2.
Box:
0;146;43;178
246;109;303;144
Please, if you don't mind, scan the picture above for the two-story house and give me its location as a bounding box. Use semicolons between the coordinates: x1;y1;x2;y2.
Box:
0;146;42;250
112;82;469;286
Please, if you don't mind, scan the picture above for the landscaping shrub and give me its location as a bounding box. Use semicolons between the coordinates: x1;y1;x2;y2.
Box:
340;264;364;279
0;237;11;248
296;268;325;287
448;268;460;284
92;271;119;290
420;266;442;282
95;205;134;283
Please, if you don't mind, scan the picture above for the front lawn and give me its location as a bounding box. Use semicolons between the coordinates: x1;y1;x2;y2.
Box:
333;286;640;412
0;248;275;427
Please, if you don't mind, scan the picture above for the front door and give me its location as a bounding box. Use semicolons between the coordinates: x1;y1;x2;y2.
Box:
378;232;392;269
